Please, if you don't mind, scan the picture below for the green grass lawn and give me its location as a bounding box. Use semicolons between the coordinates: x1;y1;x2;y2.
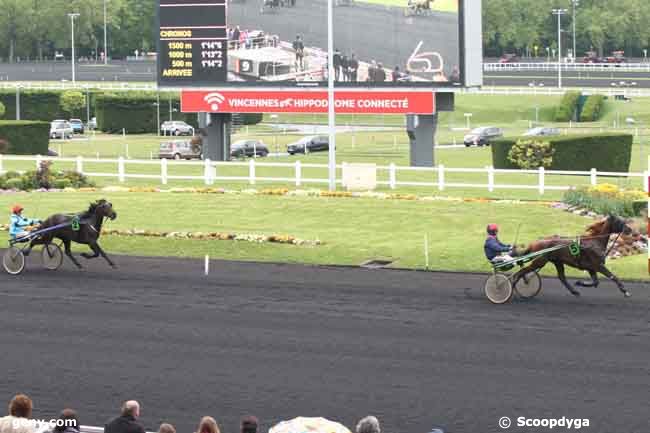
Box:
0;192;646;280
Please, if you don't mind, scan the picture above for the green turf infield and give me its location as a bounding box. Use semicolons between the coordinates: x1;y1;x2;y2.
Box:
0;192;646;280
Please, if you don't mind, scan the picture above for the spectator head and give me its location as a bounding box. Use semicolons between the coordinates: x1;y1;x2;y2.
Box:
356;416;380;433
296;35;301;40
196;417;220;433
240;416;258;433
121;401;140;418
8;394;33;418
158;424;176;433
53;408;79;433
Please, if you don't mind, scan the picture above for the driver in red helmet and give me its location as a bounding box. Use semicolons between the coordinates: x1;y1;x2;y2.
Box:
9;204;41;240
484;223;514;264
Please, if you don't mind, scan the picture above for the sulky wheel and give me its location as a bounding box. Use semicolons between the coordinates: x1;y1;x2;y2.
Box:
484;273;513;304
514;271;542;299
3;246;26;275
41;244;63;271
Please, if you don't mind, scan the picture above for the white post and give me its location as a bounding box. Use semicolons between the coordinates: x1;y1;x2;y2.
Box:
389;163;396;190
249;158;256;185
424;233;429;270
0;154;3;174
590;168;597;186
118;156;125;182
327;0;336;191
76;156;83;174
538;166;545;195
487;165;494;192
35;154;42;170
438;164;445;191
204;158;212;185
644;171;649;193
204;255;209;276
295;160;302;187
58;143;62;157
161;158;168;185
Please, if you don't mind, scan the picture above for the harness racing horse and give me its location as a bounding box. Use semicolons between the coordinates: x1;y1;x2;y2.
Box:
512;215;633;298
24;199;118;269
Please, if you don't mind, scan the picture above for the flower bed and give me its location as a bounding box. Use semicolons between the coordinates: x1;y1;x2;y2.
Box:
0;161;94;191
562;184;646;218
0;224;321;246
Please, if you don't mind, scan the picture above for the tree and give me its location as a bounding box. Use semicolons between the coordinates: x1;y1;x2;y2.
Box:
60;91;86;117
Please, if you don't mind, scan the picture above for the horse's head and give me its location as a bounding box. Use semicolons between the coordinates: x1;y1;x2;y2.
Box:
607;214;632;235
91;199;117;220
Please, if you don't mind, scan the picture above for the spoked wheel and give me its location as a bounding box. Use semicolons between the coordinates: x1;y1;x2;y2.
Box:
514;271;542;299
3;246;26;275
41;243;63;271
484;273;513;304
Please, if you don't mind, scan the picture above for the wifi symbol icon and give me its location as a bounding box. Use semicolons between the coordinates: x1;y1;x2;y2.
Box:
204;92;225;111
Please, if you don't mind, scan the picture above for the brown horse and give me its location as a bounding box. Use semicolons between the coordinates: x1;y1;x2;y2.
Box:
25;199;117;269
512;215;633;298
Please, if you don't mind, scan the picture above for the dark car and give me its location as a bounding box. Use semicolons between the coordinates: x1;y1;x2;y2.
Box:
230;139;269;158
287;135;329;155
69;118;84;134
463;127;503;147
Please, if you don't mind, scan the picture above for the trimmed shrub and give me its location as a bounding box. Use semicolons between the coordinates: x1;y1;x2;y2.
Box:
507;139;555;169
0;120;50;154
0;90;63;121
579;94;606;122
492;133;632;172
0;161;94;191
96;93;198;133
554;91;581;122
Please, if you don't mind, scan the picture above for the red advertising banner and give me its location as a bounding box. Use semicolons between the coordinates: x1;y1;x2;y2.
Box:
181;90;435;114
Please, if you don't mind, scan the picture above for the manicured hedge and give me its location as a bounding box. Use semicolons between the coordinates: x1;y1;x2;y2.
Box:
579;94;606;122
491;133;633;172
554;91;581;122
0;90;63;121
0;120;50;155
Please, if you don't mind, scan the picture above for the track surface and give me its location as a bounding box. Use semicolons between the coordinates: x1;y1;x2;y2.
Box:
0;254;648;433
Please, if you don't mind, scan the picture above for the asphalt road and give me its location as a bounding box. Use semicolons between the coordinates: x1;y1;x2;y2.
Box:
0;254;648;433
483;69;650;88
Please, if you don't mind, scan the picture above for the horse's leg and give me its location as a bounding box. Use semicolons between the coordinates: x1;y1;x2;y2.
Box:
597;264;630;297
553;262;580;297
62;238;83;269
576;270;599;287
24;237;44;256
511;257;547;287
86;241;117;268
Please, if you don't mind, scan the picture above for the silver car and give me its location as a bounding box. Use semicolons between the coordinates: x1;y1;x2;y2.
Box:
159;140;202;160
160;121;194;136
523;127;560;137
50;120;73;139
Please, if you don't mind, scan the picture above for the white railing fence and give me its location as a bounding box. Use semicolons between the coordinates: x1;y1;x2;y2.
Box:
483;62;650;73
0;155;647;195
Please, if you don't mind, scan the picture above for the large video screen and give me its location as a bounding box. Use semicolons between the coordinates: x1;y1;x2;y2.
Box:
158;0;462;87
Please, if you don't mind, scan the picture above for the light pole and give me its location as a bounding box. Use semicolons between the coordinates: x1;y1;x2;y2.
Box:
552;9;567;88
68;13;80;84
464;113;473;130
327;0;336;191
103;0;108;65
571;0;579;63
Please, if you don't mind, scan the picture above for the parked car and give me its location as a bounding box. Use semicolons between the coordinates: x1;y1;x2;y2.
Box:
605;50;627;65
582;51;604;63
87;117;97;130
158;139;202;160
160;120;194;136
230;139;269;158
49;120;73;139
463;127;503;147
287;135;329;154
523;127;560;137
69;118;85;134
498;53;519;64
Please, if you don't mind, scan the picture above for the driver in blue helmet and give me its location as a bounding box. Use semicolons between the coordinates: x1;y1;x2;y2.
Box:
484;223;515;264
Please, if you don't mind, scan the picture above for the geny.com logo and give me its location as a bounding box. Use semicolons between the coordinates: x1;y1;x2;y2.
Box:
12;418;77;430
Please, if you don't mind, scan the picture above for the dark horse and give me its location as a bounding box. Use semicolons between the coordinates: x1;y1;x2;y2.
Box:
25;199;117;269
512;215;633;298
